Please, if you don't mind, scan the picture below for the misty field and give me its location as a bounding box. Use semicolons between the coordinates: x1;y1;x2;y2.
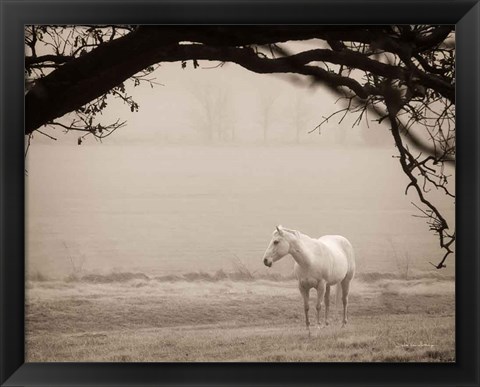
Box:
26;271;454;362
25;145;455;362
26;145;455;279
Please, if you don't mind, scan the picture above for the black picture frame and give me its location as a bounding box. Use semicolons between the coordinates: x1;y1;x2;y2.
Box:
1;1;479;386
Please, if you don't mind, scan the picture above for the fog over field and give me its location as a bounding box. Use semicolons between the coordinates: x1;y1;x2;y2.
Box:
26;144;454;279
25;61;455;362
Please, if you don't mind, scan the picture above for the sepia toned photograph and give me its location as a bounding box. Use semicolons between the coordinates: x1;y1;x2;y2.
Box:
25;25;455;362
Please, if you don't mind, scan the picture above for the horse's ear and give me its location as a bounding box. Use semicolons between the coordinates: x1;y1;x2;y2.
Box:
276;225;284;235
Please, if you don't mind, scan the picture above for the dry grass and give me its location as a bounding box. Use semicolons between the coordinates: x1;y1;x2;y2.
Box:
25;273;455;362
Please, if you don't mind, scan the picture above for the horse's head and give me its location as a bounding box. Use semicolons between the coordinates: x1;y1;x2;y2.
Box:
263;225;297;267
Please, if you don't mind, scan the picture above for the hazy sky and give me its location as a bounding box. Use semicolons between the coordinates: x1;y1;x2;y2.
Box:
31;39;394;147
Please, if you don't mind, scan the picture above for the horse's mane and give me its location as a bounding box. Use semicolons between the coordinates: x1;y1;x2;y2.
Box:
281;227;309;240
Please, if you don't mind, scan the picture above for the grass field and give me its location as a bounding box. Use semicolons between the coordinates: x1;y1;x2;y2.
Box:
25;271;455;362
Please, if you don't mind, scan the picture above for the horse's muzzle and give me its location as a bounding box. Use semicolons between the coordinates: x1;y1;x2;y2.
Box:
263;259;272;267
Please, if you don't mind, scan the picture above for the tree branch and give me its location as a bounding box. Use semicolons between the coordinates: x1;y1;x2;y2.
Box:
25;54;73;67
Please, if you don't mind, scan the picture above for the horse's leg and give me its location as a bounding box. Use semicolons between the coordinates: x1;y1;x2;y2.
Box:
316;280;326;328
324;284;331;326
299;285;311;335
341;278;351;326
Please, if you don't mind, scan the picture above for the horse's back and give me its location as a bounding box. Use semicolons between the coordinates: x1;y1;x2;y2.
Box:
318;235;355;280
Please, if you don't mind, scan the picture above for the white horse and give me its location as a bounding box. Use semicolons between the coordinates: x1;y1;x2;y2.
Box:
262;225;355;333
